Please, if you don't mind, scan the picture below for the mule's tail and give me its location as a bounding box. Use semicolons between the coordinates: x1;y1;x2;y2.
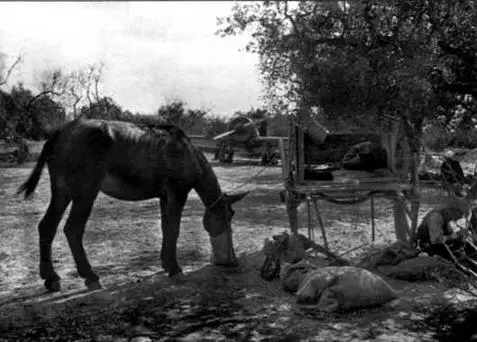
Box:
17;130;60;199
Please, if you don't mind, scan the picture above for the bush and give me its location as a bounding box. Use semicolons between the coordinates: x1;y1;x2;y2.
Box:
204;115;228;137
447;129;477;149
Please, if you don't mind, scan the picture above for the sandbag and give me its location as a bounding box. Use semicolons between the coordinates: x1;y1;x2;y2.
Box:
296;266;398;312
261;253;281;281
280;260;318;293
376;255;462;281
260;232;310;281
358;241;419;270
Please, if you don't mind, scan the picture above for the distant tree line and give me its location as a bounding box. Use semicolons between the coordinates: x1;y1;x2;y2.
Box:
0;55;290;142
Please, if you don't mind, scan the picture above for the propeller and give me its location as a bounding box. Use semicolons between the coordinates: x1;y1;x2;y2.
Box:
213;117;264;142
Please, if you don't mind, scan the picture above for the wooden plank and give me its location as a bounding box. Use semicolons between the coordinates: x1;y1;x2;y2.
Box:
307;197;314;241
293;182;411;193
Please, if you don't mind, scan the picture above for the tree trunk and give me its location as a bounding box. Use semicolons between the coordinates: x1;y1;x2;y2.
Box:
393;197;410;244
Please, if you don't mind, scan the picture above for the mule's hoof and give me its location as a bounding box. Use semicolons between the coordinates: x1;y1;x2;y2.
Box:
85;279;102;291
169;272;186;283
44;279;61;293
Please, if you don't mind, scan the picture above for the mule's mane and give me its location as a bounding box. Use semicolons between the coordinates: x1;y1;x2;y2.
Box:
192;148;224;210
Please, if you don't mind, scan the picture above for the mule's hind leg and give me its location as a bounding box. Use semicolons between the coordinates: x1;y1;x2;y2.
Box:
64;194;101;290
39;192;71;292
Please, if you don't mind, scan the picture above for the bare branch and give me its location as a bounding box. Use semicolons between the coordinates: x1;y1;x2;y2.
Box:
282;0;301;38
0;54;22;86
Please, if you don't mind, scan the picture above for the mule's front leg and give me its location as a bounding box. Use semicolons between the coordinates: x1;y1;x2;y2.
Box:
64;197;101;290
160;189;188;277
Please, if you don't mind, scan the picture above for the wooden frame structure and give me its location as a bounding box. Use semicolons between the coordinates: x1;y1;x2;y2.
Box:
279;114;415;255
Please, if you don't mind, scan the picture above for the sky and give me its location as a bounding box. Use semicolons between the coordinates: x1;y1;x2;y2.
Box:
0;1;263;117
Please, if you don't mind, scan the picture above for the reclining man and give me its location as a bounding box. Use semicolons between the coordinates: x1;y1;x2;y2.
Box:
416;198;477;276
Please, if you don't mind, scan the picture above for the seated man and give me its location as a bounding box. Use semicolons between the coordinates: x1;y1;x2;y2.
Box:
416;201;477;275
441;151;466;196
441;152;465;186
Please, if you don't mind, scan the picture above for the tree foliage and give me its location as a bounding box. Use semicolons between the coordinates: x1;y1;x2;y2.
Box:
0;83;65;141
217;1;477;148
156;100;209;135
36;62;105;117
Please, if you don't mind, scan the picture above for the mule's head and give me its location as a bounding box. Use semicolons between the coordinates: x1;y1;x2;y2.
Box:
203;191;248;267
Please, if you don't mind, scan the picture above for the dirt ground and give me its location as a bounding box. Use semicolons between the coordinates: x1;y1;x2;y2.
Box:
1;152;477;341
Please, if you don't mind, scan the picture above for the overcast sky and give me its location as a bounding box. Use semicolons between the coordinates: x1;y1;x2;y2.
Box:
0;1;263;117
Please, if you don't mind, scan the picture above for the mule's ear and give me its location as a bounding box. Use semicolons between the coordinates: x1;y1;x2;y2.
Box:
225;191;249;204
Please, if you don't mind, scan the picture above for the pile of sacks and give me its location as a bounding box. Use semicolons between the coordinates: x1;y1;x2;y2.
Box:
358;241;464;282
281;261;398;312
260;232;398;313
262;236;468;313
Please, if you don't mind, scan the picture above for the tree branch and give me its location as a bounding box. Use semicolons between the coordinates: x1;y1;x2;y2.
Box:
440;82;477;98
0;54;22;86
438;41;477;67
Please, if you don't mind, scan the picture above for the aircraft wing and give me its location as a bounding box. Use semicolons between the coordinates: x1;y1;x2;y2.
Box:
213;129;236;141
255;136;289;145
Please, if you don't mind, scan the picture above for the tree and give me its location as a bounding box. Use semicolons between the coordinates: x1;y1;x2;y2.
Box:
156;100;209;134
217;1;477;244
36;62;105;117
8;83;65;139
80;96;122;121
0;52;23;140
217;1;477;150
0;53;22;87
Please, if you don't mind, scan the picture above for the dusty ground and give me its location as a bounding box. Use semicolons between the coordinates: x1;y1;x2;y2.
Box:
0;152;477;341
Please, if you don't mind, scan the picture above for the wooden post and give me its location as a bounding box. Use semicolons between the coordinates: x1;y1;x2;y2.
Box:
285;115;299;235
295;125;305;184
409;152;421;246
371;195;376;242
287;193;299;234
382;118;412;244
278;138;288;179
312;199;329;251
306;195;314;240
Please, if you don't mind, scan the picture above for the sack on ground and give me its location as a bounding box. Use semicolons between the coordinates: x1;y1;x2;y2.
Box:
295;266;398;312
358;241;419;269
280;260;318;293
376;255;459;281
260;232;309;281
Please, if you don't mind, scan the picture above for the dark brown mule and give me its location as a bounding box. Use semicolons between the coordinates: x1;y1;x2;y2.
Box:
17;119;247;292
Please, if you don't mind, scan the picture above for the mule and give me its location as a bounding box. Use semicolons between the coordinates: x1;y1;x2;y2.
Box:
17;119;248;292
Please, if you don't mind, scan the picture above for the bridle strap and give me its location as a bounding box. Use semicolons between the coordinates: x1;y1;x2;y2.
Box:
207;193;224;210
